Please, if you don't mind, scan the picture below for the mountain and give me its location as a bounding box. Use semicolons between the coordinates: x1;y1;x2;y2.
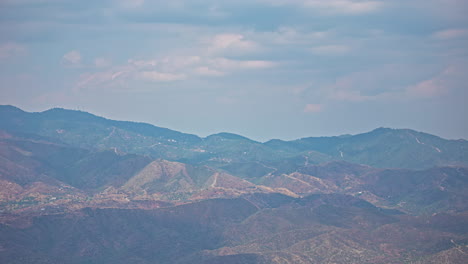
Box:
0;130;292;215
0;105;201;159
1;106;467;170
266;127;468;169
2;133;465;216
1;105;467;213
1;194;467;264
0;105;467;263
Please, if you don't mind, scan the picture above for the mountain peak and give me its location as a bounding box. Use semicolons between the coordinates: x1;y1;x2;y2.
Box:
371;127;393;133
205;132;254;142
40;107;105;121
0;105;25;113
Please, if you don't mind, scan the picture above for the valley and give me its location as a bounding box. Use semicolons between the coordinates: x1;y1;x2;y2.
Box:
0;105;467;263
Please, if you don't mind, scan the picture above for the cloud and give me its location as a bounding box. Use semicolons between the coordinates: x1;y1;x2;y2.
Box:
194;66;225;76
0;42;26;60
319;62;468;103
138;71;186;82
405;64;467;98
405;66;456;98
406;79;445;97
207;33;258;55
208;57;276;70
128;59;157;67
158;56;201;72
76;70;131;90
317;63;449;103
433;29;468;39
304;103;323;113
75;55;276;90
62;50;82;65
94;57;111;68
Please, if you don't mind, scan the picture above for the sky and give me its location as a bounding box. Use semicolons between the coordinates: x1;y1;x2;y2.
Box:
0;0;467;141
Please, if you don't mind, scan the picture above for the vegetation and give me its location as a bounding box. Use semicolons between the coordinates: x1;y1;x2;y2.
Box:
0;105;467;263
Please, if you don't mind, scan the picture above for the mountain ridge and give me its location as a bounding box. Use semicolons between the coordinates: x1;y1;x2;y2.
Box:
2;105;466;142
1;105;467;170
1;105;467;264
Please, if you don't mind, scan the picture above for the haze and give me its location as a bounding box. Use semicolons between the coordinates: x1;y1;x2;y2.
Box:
0;0;467;141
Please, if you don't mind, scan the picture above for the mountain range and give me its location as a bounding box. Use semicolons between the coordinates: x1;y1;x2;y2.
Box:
0;105;467;264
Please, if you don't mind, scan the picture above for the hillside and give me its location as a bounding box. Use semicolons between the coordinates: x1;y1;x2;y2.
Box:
0;105;467;264
1;195;467;264
1;105;467;169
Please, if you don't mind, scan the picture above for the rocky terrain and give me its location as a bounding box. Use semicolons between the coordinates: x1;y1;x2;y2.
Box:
0;105;467;263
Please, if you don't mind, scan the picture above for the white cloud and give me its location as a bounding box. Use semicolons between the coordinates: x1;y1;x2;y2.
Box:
63;50;82;65
74;45;277;90
252;27;333;54
207;33;258;55
128;59;157;67
240;60;276;68
94;57;111;68
75;55;277;90
194;66;225;76
129;56;275;74
304;103;323;113
212;34;255;50
208;57;276;70
139;71;186;82
158;56;201;72
76;70;131;89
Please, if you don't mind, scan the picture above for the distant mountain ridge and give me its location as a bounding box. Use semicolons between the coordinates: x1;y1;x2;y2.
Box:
1;105;466;169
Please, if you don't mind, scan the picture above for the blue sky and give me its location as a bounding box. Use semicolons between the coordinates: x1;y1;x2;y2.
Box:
0;0;467;141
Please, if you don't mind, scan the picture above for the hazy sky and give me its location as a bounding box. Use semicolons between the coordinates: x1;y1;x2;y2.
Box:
1;0;467;141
